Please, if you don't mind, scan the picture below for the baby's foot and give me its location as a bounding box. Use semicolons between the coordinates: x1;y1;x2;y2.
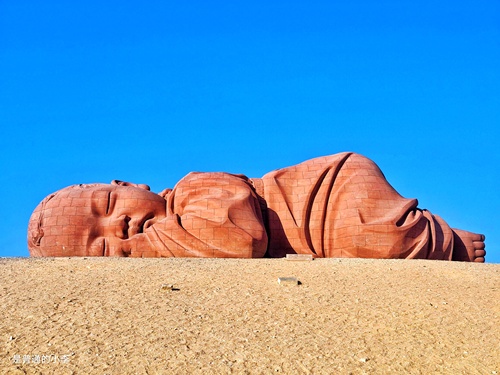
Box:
452;229;486;262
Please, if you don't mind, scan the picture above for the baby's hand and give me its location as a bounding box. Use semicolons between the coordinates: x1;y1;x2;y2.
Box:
159;188;172;198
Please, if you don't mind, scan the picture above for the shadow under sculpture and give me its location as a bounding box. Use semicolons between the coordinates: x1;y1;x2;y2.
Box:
27;152;486;262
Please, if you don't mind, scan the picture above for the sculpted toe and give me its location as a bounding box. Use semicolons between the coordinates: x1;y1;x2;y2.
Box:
472;233;485;241
473;241;485;250
475;249;486;257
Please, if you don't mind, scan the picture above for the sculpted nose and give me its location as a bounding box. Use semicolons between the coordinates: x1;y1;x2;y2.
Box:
128;214;155;236
103;215;130;239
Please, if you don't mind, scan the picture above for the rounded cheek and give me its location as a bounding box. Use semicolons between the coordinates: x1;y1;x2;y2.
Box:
132;199;166;219
149;199;167;217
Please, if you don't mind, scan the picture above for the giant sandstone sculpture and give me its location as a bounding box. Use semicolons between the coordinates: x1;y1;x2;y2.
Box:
28;152;486;261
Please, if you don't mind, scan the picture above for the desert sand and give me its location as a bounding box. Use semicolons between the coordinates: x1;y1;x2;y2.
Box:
1;257;498;374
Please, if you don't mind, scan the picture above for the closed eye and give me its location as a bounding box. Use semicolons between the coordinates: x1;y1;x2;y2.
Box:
105;191;111;215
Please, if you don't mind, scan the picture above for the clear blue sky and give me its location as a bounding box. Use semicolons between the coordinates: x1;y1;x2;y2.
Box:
1;1;498;262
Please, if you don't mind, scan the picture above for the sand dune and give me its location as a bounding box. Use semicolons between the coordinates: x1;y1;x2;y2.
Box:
1;257;498;374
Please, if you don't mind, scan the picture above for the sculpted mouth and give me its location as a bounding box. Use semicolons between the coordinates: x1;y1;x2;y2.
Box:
137;214;155;234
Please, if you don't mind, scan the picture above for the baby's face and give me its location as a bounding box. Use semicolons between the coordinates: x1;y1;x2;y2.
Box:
35;184;167;256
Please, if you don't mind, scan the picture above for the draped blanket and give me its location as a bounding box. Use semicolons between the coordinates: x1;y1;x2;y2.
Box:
145;152;454;259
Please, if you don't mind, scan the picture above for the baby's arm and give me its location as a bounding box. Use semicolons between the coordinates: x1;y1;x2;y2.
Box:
131;172;268;258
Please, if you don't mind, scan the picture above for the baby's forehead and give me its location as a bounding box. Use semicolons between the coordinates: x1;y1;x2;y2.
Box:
61;184;110;195
41;185;109;218
48;184;110;201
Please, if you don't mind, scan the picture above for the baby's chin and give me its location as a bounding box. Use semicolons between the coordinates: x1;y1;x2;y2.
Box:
125;231;160;258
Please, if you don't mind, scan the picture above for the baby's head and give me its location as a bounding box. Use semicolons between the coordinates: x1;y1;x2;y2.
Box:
27;181;167;257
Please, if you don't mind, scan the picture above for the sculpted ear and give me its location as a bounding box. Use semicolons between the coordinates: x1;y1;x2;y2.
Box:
111;180;151;191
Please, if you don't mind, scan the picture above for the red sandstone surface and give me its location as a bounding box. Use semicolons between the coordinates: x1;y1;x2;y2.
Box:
28;153;485;262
